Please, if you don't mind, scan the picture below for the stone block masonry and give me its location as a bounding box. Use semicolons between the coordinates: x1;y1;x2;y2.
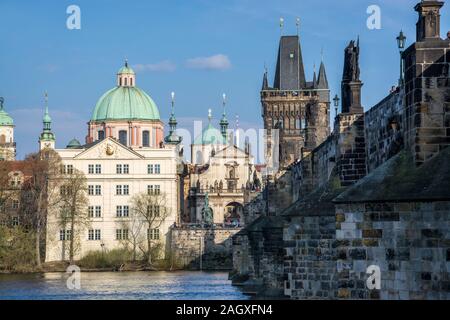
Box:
335;201;450;300
170;226;241;270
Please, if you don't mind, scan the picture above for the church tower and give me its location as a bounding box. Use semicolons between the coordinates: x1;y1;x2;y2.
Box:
0;97;16;161
261;34;330;170
39;93;56;150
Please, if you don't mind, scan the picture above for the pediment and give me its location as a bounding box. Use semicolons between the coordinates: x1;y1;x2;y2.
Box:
74;138;144;160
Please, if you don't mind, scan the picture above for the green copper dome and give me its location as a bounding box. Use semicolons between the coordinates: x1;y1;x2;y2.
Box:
91;86;160;122
0;98;13;126
118;65;135;75
66;138;82;149
193;123;227;145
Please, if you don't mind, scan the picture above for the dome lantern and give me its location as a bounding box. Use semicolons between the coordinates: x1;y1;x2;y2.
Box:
117;59;136;87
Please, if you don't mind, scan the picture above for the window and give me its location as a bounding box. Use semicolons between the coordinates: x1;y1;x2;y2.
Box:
88;185;94;195
117;164;129;174
147;205;160;217
98;130;105;140
89;164;101;174
295;118;301;129
119;130;127;146
95;185;102;195
59;230;72;241
89;185;101;195
148;228;160;240
124;78;128;86
116;229;129;240
116;185;130;195
88;229;101;240
12;217;19;226
142;130;150;147
154;164;161;174
89;206;102;218
12;200;19;210
116;205;130;217
62;164;74;174
147;185;161;195
148;164;153;174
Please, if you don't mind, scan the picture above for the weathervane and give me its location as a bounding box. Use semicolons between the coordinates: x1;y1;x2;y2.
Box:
296;17;300;36
280;17;284;36
208;108;212;122
171;91;175;115
222;93;226;115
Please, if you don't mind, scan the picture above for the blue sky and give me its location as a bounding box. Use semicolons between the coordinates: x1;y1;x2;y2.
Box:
0;0;449;159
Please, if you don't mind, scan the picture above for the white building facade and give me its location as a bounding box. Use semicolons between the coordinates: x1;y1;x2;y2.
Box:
44;62;181;262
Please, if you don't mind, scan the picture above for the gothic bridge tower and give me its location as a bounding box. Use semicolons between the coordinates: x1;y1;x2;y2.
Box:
261;34;330;170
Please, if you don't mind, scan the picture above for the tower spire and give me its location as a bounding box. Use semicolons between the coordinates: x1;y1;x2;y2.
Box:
165;91;182;145
220;93;229;140
39;92;56;150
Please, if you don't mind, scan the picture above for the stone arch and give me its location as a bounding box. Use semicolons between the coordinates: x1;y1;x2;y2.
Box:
224;202;243;225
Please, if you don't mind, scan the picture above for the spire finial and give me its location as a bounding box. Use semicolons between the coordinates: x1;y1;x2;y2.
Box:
171;91;175;115
44;91;49;114
279;17;284;36
222;93;226;116
125;58;128;68
296;17;300;36
0;97;4;111
321;47;324;62
208;108;212;123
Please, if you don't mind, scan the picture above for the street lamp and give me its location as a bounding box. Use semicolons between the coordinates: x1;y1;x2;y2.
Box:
333;94;340;117
396;30;407;86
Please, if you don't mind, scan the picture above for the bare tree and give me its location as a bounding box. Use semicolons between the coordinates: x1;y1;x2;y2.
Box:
0;161;12;224
57;168;89;264
119;207;145;262
130;192;171;266
23;149;63;268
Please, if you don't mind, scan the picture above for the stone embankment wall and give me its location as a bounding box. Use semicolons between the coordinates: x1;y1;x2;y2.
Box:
170;226;240;270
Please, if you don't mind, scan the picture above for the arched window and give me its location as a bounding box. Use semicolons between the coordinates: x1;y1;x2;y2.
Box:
119;130;127;146
119;78;122;86
130;78;133;86
98;130;105;140
142;130;150;147
124;78;128;86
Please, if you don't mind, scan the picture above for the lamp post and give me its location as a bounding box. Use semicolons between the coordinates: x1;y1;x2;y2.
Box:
396;30;406;86
333;94;340;117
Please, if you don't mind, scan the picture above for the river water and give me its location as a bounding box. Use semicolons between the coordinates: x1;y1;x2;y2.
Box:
0;271;248;300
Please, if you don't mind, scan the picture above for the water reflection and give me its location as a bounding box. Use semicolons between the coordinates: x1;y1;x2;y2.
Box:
0;271;248;300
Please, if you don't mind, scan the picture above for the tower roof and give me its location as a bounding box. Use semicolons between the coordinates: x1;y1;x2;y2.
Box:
273;36;306;90
317;61;329;89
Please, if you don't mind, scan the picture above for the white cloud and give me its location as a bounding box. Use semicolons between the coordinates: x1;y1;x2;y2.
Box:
186;54;231;71
132;60;176;73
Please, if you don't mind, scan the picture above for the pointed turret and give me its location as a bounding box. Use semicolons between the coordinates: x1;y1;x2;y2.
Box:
312;64;317;89
317;61;329;89
39;92;56;150
262;69;269;90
